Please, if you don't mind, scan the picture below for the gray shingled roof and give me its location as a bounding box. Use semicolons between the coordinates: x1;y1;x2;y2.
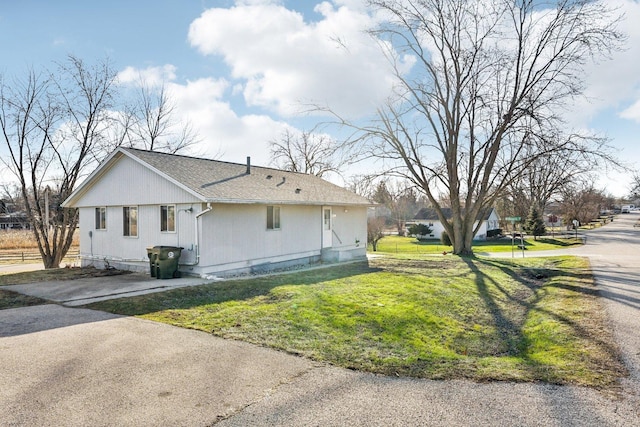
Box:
123;148;371;206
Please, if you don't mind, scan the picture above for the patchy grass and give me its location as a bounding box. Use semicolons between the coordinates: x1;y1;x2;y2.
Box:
373;235;582;254
0;266;130;286
87;255;625;389
0;289;49;310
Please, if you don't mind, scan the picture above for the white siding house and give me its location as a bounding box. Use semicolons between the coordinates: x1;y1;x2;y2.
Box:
410;207;501;241
62;148;371;277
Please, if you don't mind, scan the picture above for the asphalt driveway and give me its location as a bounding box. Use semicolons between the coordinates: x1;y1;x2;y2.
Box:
1;214;640;426
0;304;315;426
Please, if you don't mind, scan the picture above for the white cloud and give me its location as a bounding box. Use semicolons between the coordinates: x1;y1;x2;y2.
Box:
567;0;640;126
169;77;290;164
117;64;177;87
620;99;640;122
116;65;291;165
235;0;282;5
187;1;401;118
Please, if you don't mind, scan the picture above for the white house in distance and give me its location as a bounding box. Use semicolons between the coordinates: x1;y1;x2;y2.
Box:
62;148;371;277
410;207;501;241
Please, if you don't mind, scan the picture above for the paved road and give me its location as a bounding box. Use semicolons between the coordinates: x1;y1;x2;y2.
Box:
0;262;44;275
1;215;639;426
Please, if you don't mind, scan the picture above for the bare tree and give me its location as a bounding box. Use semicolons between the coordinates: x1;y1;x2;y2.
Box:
505;146;597;219
331;0;622;254
372;179;419;235
125;82;199;154
558;179;608;226
629;172;640;201
0;56;118;268
346;174;378;198
270;129;345;177
1;181;24;213
367;216;386;251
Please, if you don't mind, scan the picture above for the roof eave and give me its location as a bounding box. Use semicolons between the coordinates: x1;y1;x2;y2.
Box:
204;198;373;206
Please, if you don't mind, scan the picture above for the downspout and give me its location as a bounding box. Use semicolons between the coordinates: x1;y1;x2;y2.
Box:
181;202;212;266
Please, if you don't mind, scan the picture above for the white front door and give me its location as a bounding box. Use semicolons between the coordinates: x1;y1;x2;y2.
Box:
322;207;332;248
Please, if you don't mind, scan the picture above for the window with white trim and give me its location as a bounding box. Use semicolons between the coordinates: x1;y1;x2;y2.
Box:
123;206;138;237
95;207;106;230
267;206;280;230
160;205;176;232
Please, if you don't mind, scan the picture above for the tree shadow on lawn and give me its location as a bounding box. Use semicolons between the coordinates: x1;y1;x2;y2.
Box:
86;261;382;316
534;237;582;246
86;256;627;387
462;257;627;385
0;289;49;310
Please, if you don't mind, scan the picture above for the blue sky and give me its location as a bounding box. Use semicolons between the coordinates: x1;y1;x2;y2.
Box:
1;0;639;198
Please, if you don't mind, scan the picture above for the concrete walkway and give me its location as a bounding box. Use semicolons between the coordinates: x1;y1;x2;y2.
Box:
1;215;640;425
3;273;213;306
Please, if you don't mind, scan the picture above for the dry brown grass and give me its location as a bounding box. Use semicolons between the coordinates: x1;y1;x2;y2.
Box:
0;229;79;250
0;229;80;265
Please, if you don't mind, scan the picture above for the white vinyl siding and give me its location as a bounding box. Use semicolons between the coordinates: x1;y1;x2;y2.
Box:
200;204;318;267
95;207;106;230
123;206;138;237
160;205;176;232
78;204;197;266
70;155;198;208
329;206;366;249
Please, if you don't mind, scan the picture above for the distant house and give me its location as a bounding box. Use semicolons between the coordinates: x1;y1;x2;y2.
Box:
410;207;501;241
62;148;371;277
0;212;30;230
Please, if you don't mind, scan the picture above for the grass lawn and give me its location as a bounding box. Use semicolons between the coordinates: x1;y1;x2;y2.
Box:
0;289;49;310
87;255;625;389
374;235;583;254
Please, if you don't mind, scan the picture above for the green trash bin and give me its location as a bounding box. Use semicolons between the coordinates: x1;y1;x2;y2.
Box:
155;246;183;279
146;247;159;277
